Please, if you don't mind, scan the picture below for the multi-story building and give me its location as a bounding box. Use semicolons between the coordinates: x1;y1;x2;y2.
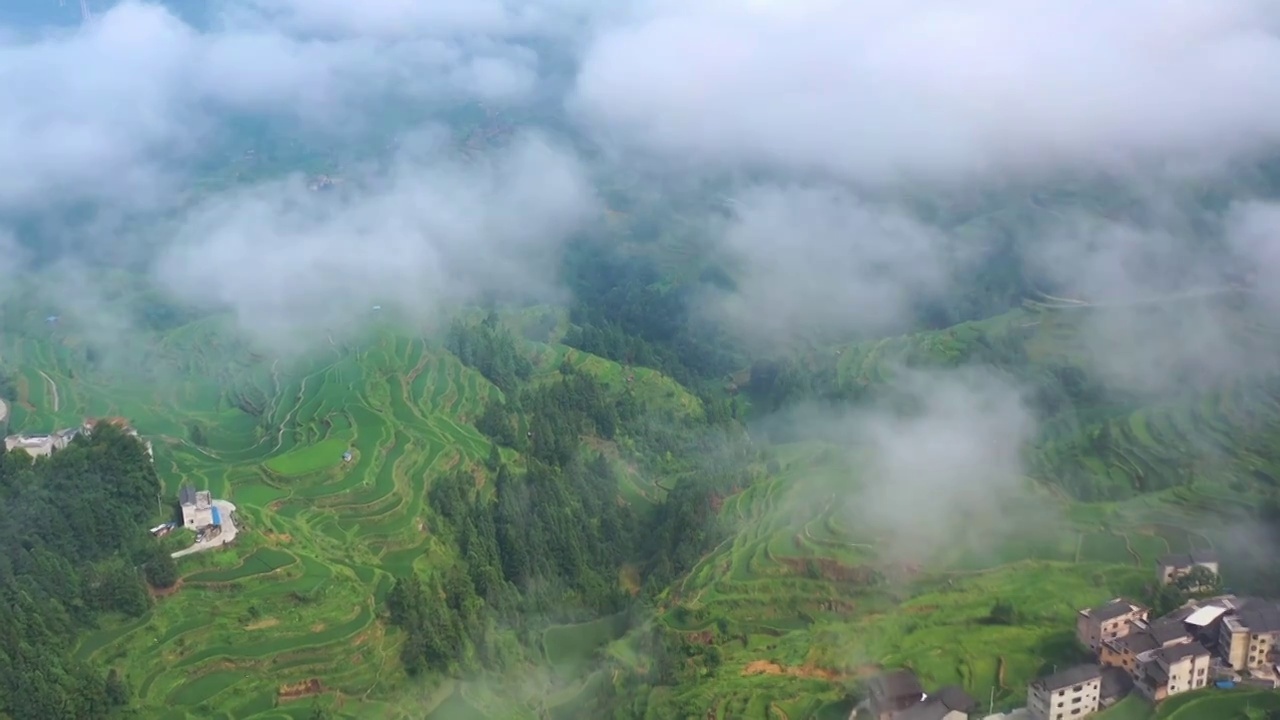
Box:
1100;615;1193;674
1077;598;1148;654
1027;664;1101;720
180;485;214;529
1133;641;1212;701
1218;599;1280;672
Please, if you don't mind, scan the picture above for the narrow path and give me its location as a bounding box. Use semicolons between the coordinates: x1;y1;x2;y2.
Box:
1032;286;1248;310
37;370;58;412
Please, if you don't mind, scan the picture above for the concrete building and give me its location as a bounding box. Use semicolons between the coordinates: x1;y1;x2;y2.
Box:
1101;619;1180;678
896;686;976;720
866;670;925;720
180;486;214;529
1077;598;1148;653
4;433;67;458
4;417;152;460
1218;599;1280;672
1156;551;1219;587
1027;664;1100;720
1133;642;1212;701
859;671;975;720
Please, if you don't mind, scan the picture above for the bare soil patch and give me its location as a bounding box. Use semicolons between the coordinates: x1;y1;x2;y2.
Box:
278;678;324;701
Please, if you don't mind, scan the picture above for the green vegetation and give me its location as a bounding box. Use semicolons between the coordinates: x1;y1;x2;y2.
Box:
265;439;350;477
7;202;1280;718
7;287;1280;718
0;424;169;718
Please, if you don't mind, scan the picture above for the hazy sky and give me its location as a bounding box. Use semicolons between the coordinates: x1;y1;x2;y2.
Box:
0;0;566;212
155;129;595;352
574;0;1280;186
3;0;1279;375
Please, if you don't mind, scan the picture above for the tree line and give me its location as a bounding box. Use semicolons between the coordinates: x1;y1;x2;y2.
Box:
0;423;176;719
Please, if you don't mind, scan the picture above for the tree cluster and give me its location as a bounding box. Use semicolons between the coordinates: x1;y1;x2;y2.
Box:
560;239;740;387
0;423;173;719
445;312;532;394
393;320;760;680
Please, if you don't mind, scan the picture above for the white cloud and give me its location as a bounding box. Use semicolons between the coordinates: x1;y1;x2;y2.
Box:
153;131;597;353
573;0;1280;186
232;0;597;40
710;184;965;344
841;367;1037;564
0;0;562;212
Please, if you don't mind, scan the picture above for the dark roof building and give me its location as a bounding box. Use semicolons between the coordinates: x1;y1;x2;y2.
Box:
1158;550;1218;567
1087;598;1145;622
896;685;978;720
868;670;925;718
1149;618;1189;646
1114;630;1159;655
1030;664;1101;693
1155;642;1210;664
179;484;197;507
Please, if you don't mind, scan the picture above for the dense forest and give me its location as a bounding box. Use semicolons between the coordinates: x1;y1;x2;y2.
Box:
0;424;175;719
391;318;761;683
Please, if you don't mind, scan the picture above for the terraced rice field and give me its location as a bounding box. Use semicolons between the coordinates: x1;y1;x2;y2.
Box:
4;324;516;718
657;432;1267;716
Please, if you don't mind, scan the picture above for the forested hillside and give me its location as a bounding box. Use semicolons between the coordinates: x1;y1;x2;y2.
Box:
0;424;173;718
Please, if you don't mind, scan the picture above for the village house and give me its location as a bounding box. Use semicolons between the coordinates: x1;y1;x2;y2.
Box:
4;432;70;458
3;417;152;460
1070;590;1280;710
1218;599;1280;672
180;485;214;529
1027;664;1101;720
1155;551;1219;587
1132;641;1212;701
1100;616;1189;678
865;670;924;720
895;686;976;720
1077;598;1148;654
859;671;976;720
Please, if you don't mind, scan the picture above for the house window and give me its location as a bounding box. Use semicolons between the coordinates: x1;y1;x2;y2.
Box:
1072;685;1083;692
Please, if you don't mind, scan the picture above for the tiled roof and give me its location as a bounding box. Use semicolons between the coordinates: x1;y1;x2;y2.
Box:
1158;551;1219;567
1231;603;1280;633
868;669;923;701
1156;642;1209;664
1115;631;1158;654
1086;598;1143;622
1149;618;1189;646
932;685;976;712
1032;664;1101;693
